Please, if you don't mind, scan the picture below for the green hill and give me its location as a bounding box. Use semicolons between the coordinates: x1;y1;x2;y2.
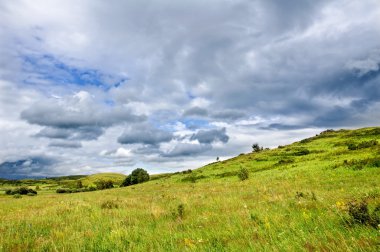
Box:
80;173;127;186
0;127;379;251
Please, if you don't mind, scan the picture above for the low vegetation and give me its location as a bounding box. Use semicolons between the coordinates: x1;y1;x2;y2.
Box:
0;127;379;251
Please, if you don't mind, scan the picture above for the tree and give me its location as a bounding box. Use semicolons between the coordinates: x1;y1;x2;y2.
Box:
121;168;150;187
76;180;83;189
252;143;263;153
95;180;114;190
216;157;220;162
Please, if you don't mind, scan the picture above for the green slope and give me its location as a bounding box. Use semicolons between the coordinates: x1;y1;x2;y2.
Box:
80;173;127;186
0;127;379;251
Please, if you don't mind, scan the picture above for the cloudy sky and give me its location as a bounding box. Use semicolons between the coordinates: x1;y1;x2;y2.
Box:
0;0;379;178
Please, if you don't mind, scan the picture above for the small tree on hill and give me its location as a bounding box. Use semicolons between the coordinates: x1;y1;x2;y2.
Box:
252;143;263;153
121;168;150;187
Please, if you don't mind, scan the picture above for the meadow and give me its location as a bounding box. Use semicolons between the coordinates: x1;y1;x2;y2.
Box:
0;127;379;251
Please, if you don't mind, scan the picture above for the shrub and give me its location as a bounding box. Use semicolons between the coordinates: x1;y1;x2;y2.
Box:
277;159;294;165
346;200;380;228
121;168;150;187
237;167;249;181
215;171;237;178
95;180;114;190
181;174;207;183
76;180;83;189
177;204;185;219
13;194;22;199
27;192;36;196
181;169;192;174
252;143;263;153
347;140;378;151
101;200;119;209
6;187;37;195
294;148;310;156
88;186;97;191
56;188;71;193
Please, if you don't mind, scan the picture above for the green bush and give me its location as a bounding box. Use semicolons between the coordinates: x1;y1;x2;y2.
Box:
5;187;37;195
121;168;150;187
347;140;378;151
101;200;119;209
237;167;249;181
294;148;310;156
346;200;380;228
13;194;22;199
181;174;207;183
95;180;114;190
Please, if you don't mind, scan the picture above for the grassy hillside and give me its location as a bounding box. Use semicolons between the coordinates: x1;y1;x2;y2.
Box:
0;127;379;251
79;173;127;187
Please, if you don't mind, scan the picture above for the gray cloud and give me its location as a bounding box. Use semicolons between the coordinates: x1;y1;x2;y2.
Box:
49;141;82;149
190;128;229;144
35;126;104;141
162;143;212;157
183;107;208;117
118;125;173;145
0;156;57;179
21;91;146;129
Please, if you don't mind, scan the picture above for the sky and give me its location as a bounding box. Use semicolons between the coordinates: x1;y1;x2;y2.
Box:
0;0;380;178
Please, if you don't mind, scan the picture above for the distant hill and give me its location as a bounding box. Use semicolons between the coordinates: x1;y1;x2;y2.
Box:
79;173;127;186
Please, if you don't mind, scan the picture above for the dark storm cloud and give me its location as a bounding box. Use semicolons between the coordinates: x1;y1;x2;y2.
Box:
118;125;173;145
0;156;56;179
190;128;229;144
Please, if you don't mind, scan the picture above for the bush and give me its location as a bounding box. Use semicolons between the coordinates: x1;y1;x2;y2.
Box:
6;187;37;195
56;188;72;193
237;167;249;181
252;143;263;152
95;180;114;190
177;204;185;219
121;168;150;187
346;200;380;228
101;200;119;209
13;194;22;199
181;174;207;183
294;148;310;156
347;140;378;151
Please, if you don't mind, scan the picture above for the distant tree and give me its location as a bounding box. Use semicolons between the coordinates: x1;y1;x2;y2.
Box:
76;180;83;189
95;180;114;190
216;157;220;162
252;143;263;153
121;168;150;187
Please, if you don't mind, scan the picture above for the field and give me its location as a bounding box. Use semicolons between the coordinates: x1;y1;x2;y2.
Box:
0;127;380;251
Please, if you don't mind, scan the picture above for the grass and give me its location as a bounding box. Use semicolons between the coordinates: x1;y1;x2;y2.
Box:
0;127;380;251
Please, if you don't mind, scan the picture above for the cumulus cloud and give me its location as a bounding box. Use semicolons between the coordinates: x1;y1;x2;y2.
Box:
118;124;173;145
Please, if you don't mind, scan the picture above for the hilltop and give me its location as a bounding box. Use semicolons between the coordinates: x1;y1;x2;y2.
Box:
0;127;379;251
